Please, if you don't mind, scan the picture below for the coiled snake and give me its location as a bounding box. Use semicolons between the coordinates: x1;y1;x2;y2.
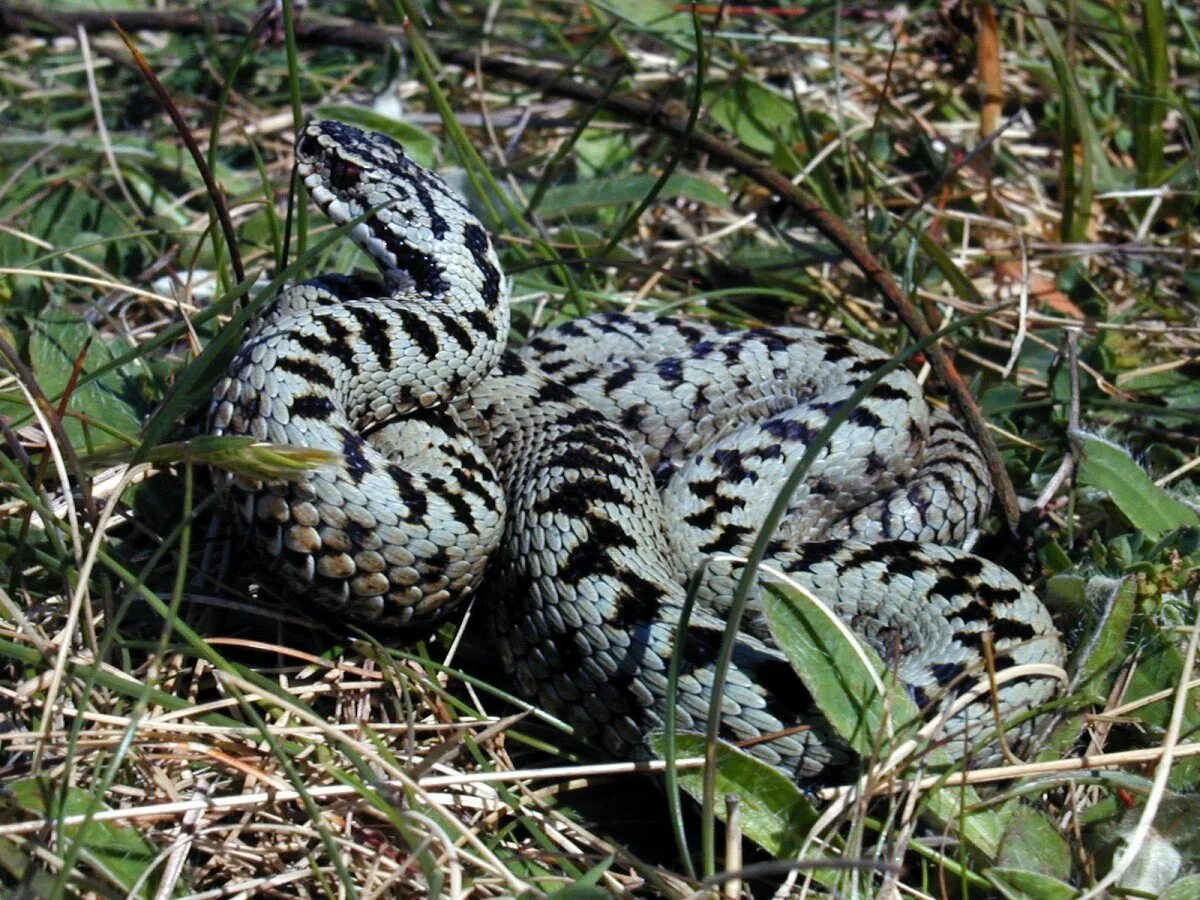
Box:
211;121;1064;779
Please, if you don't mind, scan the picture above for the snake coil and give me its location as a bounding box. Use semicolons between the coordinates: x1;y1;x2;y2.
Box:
211;121;1064;779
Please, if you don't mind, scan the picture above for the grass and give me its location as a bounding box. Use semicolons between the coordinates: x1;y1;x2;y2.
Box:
1;0;1199;897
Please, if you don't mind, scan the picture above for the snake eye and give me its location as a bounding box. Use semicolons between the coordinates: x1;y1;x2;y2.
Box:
329;160;362;191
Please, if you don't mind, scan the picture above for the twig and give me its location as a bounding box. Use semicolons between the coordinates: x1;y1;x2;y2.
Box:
723;793;742;900
1035;328;1081;511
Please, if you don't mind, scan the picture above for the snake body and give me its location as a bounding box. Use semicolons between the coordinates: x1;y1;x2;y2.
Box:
211;121;1064;779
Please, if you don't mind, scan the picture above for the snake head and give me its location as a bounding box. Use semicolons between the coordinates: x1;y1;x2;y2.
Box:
296;120;421;201
295;120;492;299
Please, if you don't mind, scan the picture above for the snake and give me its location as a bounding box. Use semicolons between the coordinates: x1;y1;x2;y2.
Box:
210;120;1064;780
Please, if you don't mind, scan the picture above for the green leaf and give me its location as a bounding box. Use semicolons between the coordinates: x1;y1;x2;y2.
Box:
1162;875;1200;899
0;133;256;198
647;732;817;858
986;867;1079;899
763;583;921;757
545;889;610;900
1066;576;1136;692
546;883;612;900
552;855;613;892
763;581;1006;859
2;778;161;898
923;787;1006;863
135;303;250;454
1040;540;1074;575
180;436;339;478
29;313;142;427
706;79;799;155
1073;432;1199;539
598;0;694;36
1124;644;1196;733
1123;646;1200;790
997;804;1073;881
0;837;59;896
1109;826;1186;896
1045;573;1087;608
1037;710;1090;763
4;309;145;450
914;229;989;306
537;173;728;220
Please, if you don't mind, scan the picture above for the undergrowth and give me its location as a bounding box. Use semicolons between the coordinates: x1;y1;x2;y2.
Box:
0;1;1198;897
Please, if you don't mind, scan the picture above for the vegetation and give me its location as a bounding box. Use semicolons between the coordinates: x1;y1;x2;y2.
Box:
0;0;1197;896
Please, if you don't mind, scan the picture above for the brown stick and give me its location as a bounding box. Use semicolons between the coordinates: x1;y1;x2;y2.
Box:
110;20;246;284
0;2;1021;529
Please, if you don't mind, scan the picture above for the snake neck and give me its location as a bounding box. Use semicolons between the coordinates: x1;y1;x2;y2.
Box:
295;119;510;371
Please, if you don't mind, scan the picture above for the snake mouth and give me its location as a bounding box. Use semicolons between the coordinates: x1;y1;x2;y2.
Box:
296;130;323;163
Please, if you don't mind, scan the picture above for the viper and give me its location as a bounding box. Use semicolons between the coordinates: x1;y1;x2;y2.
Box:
211;120;1064;779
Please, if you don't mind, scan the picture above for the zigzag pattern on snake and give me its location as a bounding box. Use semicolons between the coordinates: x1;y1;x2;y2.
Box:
210;120;1064;780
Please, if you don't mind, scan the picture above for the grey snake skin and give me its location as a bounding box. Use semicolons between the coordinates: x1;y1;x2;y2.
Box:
211;121;1064;779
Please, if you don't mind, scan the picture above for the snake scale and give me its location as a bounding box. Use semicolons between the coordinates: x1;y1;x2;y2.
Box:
211;121;1064;780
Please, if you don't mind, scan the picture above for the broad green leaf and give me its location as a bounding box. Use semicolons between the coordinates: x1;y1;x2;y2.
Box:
1073;432;1198;538
997;804;1073;881
1045;573;1087;608
922;783;1006;863
648;732;817;858
1040;540;1075;576
1087;795;1200;891
599;0;694;37
763;583;921;757
537;173;728;220
764;582;1005;859
1122;646;1200;790
0;837;60;896
1162;875;1200;899
1066;576;1136;692
575;128;632;178
1036;710;1090;763
1109;826;1186;896
981;383;1025;417
1;309;145;450
1119;365;1200;408
706;79;799;155
3;778;161;898
986;868;1079;899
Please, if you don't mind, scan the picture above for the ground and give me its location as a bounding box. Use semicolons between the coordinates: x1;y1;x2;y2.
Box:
0;2;1198;897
